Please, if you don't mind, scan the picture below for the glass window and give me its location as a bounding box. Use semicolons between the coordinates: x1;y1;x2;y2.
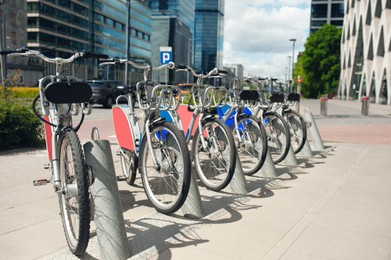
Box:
311;4;328;18
331;3;344;17
331;20;343;26
311;20;327;27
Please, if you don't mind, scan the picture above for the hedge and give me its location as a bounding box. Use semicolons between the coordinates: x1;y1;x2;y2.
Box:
0;99;44;150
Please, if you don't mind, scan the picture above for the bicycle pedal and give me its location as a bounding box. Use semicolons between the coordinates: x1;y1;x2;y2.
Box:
116;176;126;181
43;163;51;170
33;179;50;186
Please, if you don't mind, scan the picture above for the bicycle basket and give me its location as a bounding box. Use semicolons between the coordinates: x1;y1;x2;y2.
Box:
269;93;285;103
287;93;300;102
239;90;259;101
45;82;92;104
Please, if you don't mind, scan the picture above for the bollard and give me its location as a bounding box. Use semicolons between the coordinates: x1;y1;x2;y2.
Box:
320;97;328;116
260;150;277;178
83;140;130;260
361;96;369;116
226;150;248;194
180;168;204;219
303;111;325;151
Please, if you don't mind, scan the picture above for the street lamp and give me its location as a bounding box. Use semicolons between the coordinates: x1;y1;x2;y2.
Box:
287;55;291;80
289;38;296;92
0;0;7;93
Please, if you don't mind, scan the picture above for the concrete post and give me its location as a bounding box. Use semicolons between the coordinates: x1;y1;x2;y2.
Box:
84;140;130;260
361;96;369;116
320;97;328;116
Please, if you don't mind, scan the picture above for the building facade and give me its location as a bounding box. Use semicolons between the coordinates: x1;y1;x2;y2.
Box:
310;0;344;34
149;0;195;83
0;0;31;86
16;0;151;84
194;0;224;73
339;0;391;105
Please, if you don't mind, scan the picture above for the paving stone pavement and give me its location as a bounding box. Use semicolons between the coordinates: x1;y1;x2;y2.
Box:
0;99;390;260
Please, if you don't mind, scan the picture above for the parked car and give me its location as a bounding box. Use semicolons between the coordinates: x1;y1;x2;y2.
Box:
86;80;123;108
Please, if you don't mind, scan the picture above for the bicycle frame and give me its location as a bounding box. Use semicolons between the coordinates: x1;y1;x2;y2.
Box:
110;59;179;168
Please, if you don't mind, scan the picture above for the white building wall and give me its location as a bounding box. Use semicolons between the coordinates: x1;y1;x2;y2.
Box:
339;0;391;105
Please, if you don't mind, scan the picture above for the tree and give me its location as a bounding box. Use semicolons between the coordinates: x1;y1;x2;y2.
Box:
297;24;342;98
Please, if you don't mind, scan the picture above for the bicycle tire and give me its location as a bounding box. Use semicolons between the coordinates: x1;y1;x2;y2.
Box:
139;121;191;214
58;129;90;256
263;112;291;164
235;115;268;176
192;118;236;191
283;110;307;154
120;148;138;185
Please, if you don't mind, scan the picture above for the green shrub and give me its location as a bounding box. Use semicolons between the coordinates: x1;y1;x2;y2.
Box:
0;99;44;150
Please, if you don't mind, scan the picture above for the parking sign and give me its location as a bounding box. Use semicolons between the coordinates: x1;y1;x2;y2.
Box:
160;47;172;64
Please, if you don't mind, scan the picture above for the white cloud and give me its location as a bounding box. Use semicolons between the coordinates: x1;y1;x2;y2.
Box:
223;0;311;80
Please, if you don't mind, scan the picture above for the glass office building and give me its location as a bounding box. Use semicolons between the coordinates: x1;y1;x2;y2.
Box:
149;0;195;83
149;0;195;35
310;0;344;34
194;0;224;73
26;0;151;81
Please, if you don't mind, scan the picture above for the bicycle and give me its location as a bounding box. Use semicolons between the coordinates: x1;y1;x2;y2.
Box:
173;65;236;191
215;73;268;176
280;92;307;154
244;77;291;164
102;58;191;214
0;47;108;256
256;78;307;155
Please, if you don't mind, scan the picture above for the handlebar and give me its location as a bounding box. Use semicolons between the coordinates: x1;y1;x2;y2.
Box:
1;47;108;64
176;65;219;84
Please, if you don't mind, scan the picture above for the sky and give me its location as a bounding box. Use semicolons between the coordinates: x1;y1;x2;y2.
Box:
223;0;311;81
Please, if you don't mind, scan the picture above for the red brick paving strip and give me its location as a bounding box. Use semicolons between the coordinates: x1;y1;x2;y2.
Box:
317;124;391;144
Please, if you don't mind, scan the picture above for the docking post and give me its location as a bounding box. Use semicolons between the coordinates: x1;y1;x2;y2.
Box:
180;169;204;219
84;140;130;260
261;150;277;178
303;111;325;151
227;150;248;194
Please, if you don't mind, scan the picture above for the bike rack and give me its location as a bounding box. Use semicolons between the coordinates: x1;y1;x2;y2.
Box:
180;170;204;219
84;140;131;260
298;139;313;158
282;146;299;167
226;149;248;194
260;150;278;178
303;109;325;151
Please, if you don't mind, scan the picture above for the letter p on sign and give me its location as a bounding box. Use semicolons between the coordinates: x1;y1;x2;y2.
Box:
160;47;172;65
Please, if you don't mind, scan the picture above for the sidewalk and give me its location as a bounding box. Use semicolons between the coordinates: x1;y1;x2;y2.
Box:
1;99;391;260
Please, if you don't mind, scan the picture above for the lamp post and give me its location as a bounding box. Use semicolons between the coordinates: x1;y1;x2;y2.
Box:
124;0;131;85
0;0;8;98
289;38;296;93
287;55;291;92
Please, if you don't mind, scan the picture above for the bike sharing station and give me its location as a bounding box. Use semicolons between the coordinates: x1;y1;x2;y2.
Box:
1;48;329;260
82;72;328;259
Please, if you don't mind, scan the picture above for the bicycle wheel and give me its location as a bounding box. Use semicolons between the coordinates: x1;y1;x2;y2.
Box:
139;121;191;214
283;110;307;154
120;148;138;185
235;115;268;176
58;129;90;256
192;118;235;191
263;112;290;164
